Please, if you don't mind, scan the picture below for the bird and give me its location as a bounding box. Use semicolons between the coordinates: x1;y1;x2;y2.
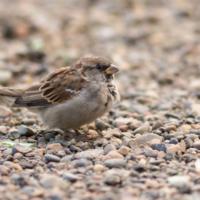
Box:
0;56;120;139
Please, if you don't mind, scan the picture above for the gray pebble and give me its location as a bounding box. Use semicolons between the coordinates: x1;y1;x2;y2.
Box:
104;159;126;168
45;133;55;141
62;172;81;182
3;148;12;155
95;120;108;130
18;125;35;137
12;144;33;155
104;144;117;154
103;175;121;185
135;133;163;143
45;154;61;162
61;155;73;162
71;158;93;168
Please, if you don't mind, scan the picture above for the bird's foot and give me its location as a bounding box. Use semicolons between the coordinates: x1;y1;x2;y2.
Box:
64;129;100;142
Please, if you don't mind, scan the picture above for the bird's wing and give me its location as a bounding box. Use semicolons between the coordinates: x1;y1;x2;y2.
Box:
13;66;87;107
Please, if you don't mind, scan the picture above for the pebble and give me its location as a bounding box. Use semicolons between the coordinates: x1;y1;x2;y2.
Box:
119;125;129;132
95;120;109;130
135;133;163;143
165;125;177;133
102;151;124;161
12;144;33;154
133;123;150;135
3;148;12;155
166;145;182;153
61;155;73;162
192;141;200;150
0;165;10;175
104;159;126;168
8;128;20;139
152;120;164;130
21;118;36;125
155;143;167;152
93;164;105;172
169;138;178;144
44;154;61;162
62;172;81;182
0;70;12;84
46;143;63;152
44;133;55;141
57;150;66;157
117;146;130;156
40;175;68;189
70;158;92;168
113;117;136;127
18;125;35;137
104;144;117;154
0;106;13;118
168;176;192;193
103;175;121;185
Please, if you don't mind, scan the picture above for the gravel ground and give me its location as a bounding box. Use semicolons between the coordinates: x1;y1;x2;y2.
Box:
1;0;200;200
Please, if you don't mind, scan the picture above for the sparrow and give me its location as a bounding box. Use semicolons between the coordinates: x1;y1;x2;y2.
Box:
0;56;120;138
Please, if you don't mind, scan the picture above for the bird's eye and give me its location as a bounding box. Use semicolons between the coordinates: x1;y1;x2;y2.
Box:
96;64;101;70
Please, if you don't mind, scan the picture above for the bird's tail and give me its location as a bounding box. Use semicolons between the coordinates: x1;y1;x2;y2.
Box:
0;88;25;103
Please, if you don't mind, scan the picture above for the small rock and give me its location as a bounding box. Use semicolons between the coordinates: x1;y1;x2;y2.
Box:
18;125;35;137
95;120;109;130
3;148;12;155
193;141;200;150
86;130;99;139
157;151;166;159
45;133;55;141
8;129;20;139
12;144;33;154
103;151;124;161
40;175;67;188
152;121;164;130
93;164;105;172
63;172;80;182
113;117;137;127
131;164;147;172
70;158;92;168
21;118;36;125
103;175;121;185
169;138;178;144
61;155;73;162
0;165;10;175
0;106;13;118
179;140;186;153
46;143;63;152
166;145;182;153
133;123;150;135
155;143;167;152
57;150;66;157
185;137;193;148
104;144;117;154
117;146;130;156
119;125;129;132
165;113;180;119
191;104;200;115
104;159;126;168
195;159;200;173
168;176;192;193
135;133;163;143
45;154;61;162
165;125;177;133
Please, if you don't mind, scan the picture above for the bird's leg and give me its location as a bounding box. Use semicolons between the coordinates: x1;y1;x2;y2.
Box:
64;130;90;142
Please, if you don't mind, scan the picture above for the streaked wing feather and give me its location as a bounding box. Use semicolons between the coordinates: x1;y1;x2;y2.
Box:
39;66;86;104
13;66;86;107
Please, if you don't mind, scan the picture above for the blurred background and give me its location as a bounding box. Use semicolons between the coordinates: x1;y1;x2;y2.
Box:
0;0;200;105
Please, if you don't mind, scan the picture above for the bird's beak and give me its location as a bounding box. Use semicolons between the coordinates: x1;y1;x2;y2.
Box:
105;64;119;74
